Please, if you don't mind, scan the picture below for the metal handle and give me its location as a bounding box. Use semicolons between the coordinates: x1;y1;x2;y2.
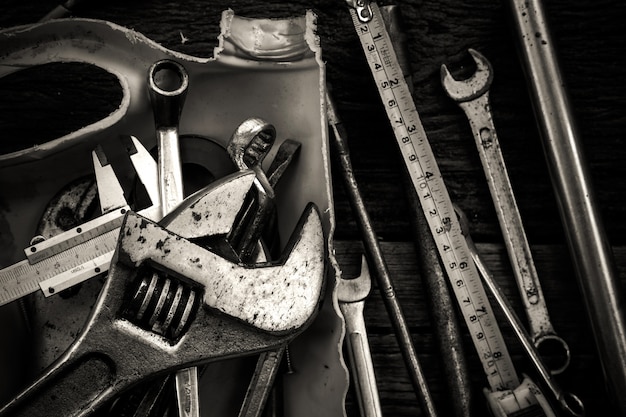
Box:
0;351;115;417
340;302;383;417
507;0;626;410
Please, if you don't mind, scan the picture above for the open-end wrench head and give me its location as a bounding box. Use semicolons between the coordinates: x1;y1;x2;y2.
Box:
440;48;493;102
337;255;371;303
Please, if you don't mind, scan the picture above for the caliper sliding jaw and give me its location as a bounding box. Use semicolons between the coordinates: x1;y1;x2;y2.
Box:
0;171;326;417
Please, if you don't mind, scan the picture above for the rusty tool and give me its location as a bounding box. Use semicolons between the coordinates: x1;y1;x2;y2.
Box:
380;5;473;416
338;255;383;417
455;206;584;417
326;88;438;417
507;0;626;411
0;171;326;417
441;48;570;374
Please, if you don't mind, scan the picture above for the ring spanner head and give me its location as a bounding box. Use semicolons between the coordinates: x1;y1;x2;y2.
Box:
440;48;493;102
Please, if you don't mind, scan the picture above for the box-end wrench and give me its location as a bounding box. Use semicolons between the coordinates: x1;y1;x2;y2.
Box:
226;118;277;263
455;206;584;417
441;49;570;374
338;255;383;417
148;58;188;217
0;171;326;417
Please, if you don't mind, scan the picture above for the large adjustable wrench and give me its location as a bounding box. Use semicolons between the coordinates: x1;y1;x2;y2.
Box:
0;172;326;417
441;49;569;374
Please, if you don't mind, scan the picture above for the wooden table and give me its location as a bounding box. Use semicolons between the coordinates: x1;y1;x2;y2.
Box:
1;0;625;415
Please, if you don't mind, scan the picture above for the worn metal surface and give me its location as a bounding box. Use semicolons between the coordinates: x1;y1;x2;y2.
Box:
441;48;570;374
0;176;326;417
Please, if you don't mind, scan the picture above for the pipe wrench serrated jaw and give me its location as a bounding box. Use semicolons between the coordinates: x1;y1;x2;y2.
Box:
440;48;494;102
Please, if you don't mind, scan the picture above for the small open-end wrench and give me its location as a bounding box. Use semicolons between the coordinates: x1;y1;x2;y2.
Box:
0;171;326;417
455;206;584;417
338;255;383;417
441;49;570;374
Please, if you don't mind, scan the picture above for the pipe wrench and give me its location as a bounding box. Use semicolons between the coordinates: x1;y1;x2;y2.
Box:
0;167;326;417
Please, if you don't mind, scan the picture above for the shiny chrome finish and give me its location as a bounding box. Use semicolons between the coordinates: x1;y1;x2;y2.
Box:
507;0;626;411
441;48;570;374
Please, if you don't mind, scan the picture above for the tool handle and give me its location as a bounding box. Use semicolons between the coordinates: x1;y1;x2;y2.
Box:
157;126;185;215
340;302;384;417
457;93;571;373
0;353;116;417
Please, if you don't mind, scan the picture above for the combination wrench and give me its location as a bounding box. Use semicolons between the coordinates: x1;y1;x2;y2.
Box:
225;118;301;417
441;49;570;374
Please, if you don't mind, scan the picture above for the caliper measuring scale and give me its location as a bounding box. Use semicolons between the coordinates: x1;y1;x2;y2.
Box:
344;1;576;415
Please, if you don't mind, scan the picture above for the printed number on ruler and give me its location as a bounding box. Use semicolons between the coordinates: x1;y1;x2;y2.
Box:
349;2;518;392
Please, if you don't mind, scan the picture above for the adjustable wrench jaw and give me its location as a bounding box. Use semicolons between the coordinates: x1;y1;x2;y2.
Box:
0;172;326;417
440;48;493;102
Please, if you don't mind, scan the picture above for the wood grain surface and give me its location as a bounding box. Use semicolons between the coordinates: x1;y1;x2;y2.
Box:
1;0;625;416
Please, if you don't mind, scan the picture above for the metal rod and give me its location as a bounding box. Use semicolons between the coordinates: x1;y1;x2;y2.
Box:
380;5;472;417
507;0;626;413
327;89;438;417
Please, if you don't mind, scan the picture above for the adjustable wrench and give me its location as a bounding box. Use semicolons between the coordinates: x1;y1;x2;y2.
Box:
0;171;326;417
338;256;383;417
441;49;570;374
